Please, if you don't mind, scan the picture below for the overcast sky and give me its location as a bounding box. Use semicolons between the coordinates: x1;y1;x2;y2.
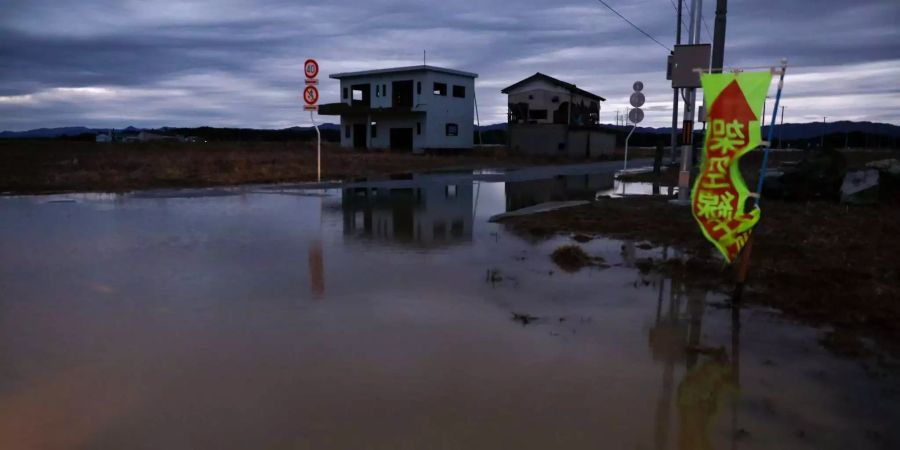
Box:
1;0;898;131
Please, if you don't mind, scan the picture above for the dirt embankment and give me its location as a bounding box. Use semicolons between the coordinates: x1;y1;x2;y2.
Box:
499;194;900;359
0;141;591;194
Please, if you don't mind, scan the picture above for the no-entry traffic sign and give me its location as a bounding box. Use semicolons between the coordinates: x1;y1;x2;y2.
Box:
304;59;319;79
303;85;319;105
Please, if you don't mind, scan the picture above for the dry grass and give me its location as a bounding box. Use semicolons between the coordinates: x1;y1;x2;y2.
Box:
0;140;579;194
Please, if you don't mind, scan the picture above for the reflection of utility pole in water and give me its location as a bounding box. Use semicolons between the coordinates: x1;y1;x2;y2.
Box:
685;288;705;369
675;290;740;450
647;255;742;450
650;270;687;450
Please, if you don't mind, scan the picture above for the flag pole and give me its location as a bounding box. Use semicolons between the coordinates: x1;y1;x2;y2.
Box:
754;59;788;200
733;59;788;300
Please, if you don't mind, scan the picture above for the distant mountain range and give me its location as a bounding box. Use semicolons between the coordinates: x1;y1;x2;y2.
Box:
598;120;900;140
1;120;897;140
0;124;340;139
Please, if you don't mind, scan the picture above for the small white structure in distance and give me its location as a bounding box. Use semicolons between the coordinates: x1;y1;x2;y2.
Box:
95;131;112;143
319;65;477;153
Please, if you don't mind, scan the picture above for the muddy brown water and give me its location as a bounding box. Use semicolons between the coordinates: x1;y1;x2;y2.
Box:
1;168;898;449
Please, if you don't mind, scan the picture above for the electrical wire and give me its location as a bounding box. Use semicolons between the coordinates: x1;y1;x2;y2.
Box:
668;0;689;33
594;0;671;52
669;0;714;42
701;14;714;42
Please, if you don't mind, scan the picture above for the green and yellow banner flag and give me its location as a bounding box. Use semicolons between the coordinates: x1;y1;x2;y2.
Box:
692;71;772;263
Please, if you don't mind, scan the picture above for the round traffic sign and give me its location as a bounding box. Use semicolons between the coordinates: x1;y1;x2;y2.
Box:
303;85;319;105
304;59;319;79
629;92;645;108
628;108;644;124
632;81;644;92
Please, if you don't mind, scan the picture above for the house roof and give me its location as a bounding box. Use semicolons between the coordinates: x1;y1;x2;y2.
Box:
330;65;478;79
500;73;605;101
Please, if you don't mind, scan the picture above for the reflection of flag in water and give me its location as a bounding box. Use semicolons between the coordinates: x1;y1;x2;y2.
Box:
308;239;324;299
677;356;737;450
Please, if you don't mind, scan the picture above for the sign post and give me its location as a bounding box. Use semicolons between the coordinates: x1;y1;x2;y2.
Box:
303;59;321;182
623;81;644;171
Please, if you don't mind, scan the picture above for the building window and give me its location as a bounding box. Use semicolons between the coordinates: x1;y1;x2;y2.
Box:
371;122;377;138
345;125;350;138
433;82;447;96
528;109;548;120
375;85;380;97
382;84;387;97
416;122;421;135
352;89;363;101
551;96;559;103
445;123;458;136
445;184;457;198
342;87;348;99
452;85;465;98
417;81;421;95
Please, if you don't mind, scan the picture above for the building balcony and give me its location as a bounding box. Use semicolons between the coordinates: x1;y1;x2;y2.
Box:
318;103;425;117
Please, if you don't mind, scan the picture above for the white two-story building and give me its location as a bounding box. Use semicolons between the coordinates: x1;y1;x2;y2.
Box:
319;65;477;153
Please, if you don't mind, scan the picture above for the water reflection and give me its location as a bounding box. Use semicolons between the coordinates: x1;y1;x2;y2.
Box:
0;168;897;449
643;251;744;450
339;181;473;246
504;173;613;211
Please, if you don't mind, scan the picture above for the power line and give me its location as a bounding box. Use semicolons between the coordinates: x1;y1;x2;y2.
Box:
595;0;671;52
669;0;714;42
701;14;713;42
668;0;689;32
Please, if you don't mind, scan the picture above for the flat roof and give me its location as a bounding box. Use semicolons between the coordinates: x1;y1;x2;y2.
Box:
330;65;478;79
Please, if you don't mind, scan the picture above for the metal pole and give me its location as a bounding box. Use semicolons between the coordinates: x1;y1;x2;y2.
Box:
624;124;636;170
675;0;702;204
474;89;483;146
311;110;321;183
754;59;788;201
670;0;683;164
778;105;784;148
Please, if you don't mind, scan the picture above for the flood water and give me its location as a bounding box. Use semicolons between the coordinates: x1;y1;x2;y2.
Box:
1;163;898;449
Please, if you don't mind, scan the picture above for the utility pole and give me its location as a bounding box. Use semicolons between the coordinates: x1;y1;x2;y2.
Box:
669;0;683;163
711;0;727;71
675;0;702;204
821;116;826;148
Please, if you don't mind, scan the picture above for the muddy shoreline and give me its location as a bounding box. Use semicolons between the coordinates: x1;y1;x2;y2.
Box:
497;191;900;362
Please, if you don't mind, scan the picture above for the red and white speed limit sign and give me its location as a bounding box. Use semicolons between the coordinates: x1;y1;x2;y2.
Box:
303;85;319;105
304;59;319;79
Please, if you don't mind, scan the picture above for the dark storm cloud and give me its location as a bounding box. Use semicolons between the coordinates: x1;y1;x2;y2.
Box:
1;0;898;130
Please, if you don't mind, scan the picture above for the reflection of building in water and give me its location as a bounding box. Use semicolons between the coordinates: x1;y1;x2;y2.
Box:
504;173;613;211
339;180;473;246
